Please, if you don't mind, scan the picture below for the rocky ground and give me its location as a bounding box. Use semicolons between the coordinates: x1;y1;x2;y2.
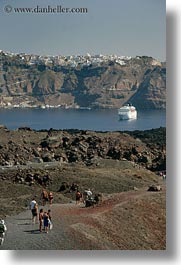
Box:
0;126;166;171
0;126;166;249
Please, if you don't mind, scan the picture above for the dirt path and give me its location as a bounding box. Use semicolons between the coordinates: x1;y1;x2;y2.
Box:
0;203;82;250
0;186;165;250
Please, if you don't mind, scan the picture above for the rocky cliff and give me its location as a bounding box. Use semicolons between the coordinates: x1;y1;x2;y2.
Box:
0;52;166;109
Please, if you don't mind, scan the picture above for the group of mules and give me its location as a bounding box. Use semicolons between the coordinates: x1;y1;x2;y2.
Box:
58;182;103;207
83;193;103;208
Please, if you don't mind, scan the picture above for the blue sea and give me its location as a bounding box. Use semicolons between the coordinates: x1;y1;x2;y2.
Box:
0;108;166;131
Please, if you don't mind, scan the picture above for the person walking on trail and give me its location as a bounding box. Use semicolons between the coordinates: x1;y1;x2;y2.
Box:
41;189;49;206
75;190;82;204
87;188;93;199
30;198;38;224
39;209;44;232
82;188;93;204
48;209;53;230
82;189;89;204
43;212;49;233
0;220;7;246
48;191;53;205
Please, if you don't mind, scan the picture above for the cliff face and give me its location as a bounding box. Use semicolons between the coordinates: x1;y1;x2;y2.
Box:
128;67;166;109
0;53;166;109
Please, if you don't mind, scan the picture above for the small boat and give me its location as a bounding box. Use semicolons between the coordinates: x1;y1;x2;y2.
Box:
118;104;137;120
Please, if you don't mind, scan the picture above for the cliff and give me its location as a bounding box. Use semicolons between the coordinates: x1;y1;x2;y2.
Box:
0;52;166;109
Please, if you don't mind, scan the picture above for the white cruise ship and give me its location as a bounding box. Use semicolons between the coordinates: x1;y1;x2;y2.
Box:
118;104;137;120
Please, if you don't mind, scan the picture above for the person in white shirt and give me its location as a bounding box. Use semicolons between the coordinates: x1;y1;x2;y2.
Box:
87;189;92;198
30;198;38;223
83;189;92;203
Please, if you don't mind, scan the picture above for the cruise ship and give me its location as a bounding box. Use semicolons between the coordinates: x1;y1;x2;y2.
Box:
118;104;137;120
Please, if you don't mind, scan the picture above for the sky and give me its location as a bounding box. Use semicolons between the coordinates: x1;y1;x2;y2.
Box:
0;0;166;61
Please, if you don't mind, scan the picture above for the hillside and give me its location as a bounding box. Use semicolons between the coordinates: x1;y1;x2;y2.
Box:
0;187;166;250
0;52;166;109
0;127;166;250
0;126;166;217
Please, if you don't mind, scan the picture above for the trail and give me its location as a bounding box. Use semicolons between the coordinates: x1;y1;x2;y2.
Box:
0;203;80;250
0;186;165;250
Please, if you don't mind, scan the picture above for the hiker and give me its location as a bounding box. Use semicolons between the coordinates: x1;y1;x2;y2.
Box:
48;191;53;205
48;209;53;230
43;212;49;233
0;220;7;235
30;198;38;224
163;173;166;180
87;188;92;199
39;209;44;232
0;220;7;246
82;189;88;204
75;190;82;204
41;189;49;206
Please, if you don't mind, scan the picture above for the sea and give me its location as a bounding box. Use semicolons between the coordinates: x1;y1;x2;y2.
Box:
0;108;166;132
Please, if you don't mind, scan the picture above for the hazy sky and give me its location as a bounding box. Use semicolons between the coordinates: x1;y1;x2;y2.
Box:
0;0;166;61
